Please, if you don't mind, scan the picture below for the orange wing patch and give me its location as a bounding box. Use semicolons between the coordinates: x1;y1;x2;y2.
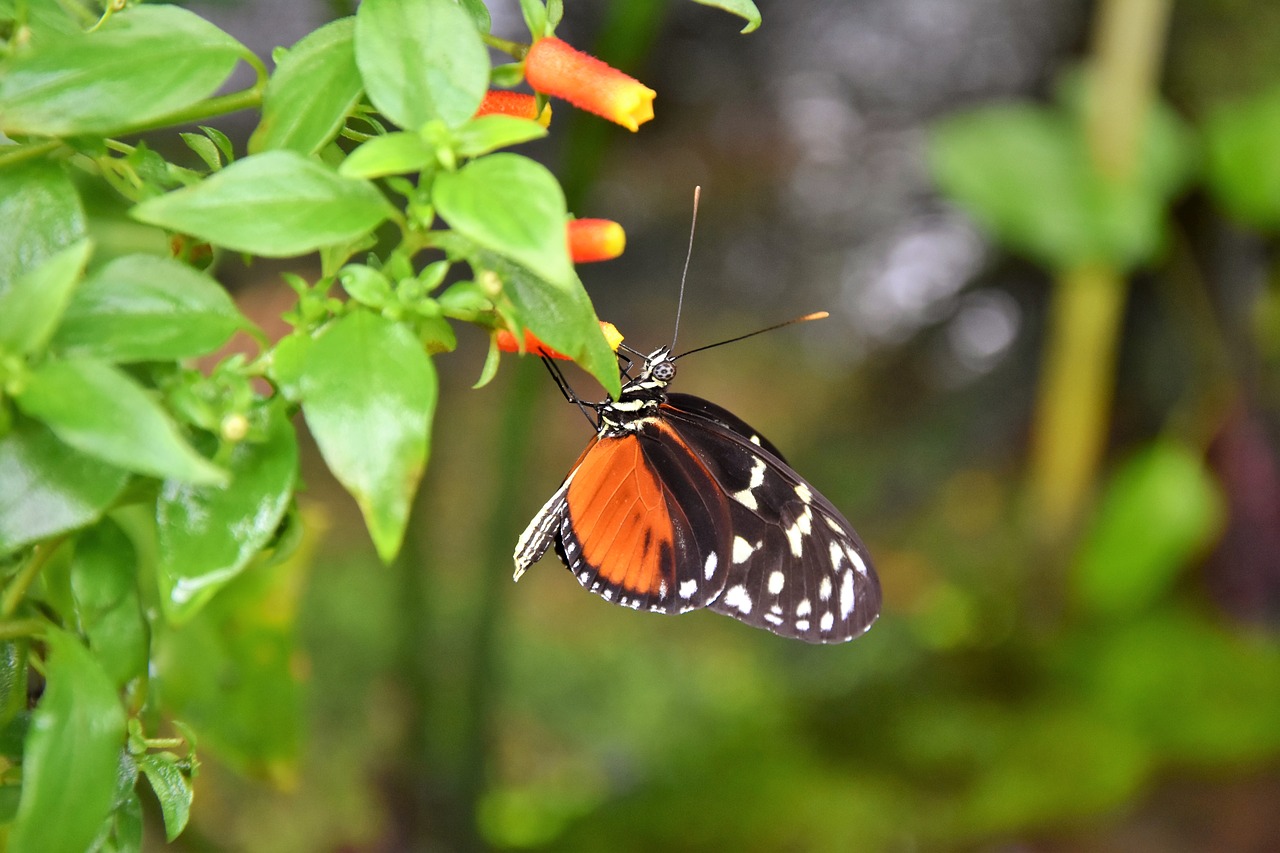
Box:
566;435;675;597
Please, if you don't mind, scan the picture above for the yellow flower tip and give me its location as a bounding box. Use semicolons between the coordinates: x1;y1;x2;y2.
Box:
525;36;657;131
600;321;624;352
568;218;626;263
536;101;552;128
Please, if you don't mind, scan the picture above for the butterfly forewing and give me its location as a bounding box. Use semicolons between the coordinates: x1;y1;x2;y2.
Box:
662;395;881;643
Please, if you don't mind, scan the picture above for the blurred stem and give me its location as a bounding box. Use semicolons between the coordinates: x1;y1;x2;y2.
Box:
1029;265;1127;537
1;536;64;618
1027;0;1171;540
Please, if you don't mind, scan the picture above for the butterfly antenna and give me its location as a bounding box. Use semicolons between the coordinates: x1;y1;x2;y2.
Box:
674;311;830;360
670;186;701;353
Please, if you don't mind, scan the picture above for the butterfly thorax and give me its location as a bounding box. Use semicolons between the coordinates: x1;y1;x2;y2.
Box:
597;346;677;436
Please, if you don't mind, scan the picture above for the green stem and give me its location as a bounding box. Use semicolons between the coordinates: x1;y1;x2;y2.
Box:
1027;0;1172;540
1;536;65;617
481;32;528;60
120;87;264;137
0;618;46;641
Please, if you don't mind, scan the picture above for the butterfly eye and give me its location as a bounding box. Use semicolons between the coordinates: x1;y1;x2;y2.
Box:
653;361;676;382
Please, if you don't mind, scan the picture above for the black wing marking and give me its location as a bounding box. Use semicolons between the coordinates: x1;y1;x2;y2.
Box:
661;396;881;643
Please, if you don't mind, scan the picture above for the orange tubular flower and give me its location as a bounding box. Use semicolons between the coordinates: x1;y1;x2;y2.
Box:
497;321;624;360
475;90;552;127
567;218;626;263
524;37;655;132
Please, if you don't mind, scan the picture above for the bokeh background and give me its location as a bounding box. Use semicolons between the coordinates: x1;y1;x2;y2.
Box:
157;0;1280;849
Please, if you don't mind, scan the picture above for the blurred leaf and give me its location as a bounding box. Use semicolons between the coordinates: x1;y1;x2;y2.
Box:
180;131;223;171
480;251;620;397
138;752;193;841
51;253;246;362
14;359;226;485
0;238;91;356
0;641;27;729
10;628;126;853
249;17;363;156
0;4;244;136
156;401;298;624
929;91;1194;271
0;161;86;297
1078;609;1280;764
338;131;433;179
453;115;548;158
69;520;149;689
434;153;575;289
1073;441;1225;616
354;0;488;131
690;0;762;33
0;418;129;557
456;0;492;33
131;151;393;258
1205;84;1280;231
301;311;436;561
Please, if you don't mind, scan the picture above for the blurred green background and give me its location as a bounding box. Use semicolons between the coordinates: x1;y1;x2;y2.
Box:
160;0;1280;849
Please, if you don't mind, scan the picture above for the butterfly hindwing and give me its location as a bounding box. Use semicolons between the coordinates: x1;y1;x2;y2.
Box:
553;430;732;613
661;395;881;643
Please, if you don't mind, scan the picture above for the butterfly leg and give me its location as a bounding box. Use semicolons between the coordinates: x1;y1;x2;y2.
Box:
541;357;599;430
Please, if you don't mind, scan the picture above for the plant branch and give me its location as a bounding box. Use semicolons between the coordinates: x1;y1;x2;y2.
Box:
0;139;64;170
1;536;66;618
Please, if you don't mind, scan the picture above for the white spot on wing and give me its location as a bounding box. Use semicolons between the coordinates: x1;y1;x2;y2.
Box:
749;434;762;446
722;584;753;614
704;552;718;580
795;483;813;504
731;489;758;511
820;611;835;631
829;541;845;568
784;522;804;558
824;515;844;533
796;619;810;631
847;544;870;577
732;536;755;564
797;598;812;617
602;589;613;601
764;612;783;626
731;457;768;511
839;569;855;619
767;571;785;595
679;579;698;599
819;576;833;601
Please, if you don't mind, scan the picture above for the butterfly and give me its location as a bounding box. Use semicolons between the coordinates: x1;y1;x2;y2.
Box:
512;318;882;644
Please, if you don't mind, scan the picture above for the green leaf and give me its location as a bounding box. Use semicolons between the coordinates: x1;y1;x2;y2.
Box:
249;17;363;156
0;161;86;298
138;753;193;841
518;0;547;37
434;153;575;288
50;254;245;362
481;251;621;397
70;520;148;688
131;151;392;258
454;114;549;158
929;93;1194;271
10;628;126;853
14;359;226;485
156;402;298;624
0;418;129;557
338;131;434;179
1073;442;1225;616
301;311;436;561
690;0;762;33
354;0;489;130
0;238;92;356
0;641;28;729
1205;85;1280;231
180;132;223;171
457;0;492;33
0;4;245;137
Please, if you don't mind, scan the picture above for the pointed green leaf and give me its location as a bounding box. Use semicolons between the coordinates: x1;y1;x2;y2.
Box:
354;0;488;130
338;131;434;179
301;311;436;561
453;115;548;158
0;418;130;557
131;151;392;258
0;161;86;297
691;0;762;33
0;4;245;137
434;153;574;288
0;238;91;356
249;17;363;156
14;359;225;485
138;753;193;841
10;628;126;853
156;402;299;623
70;521;148;688
51;254;246;362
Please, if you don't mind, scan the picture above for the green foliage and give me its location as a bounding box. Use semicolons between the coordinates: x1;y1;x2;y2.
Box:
1204;83;1280;229
929;80;1195;272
